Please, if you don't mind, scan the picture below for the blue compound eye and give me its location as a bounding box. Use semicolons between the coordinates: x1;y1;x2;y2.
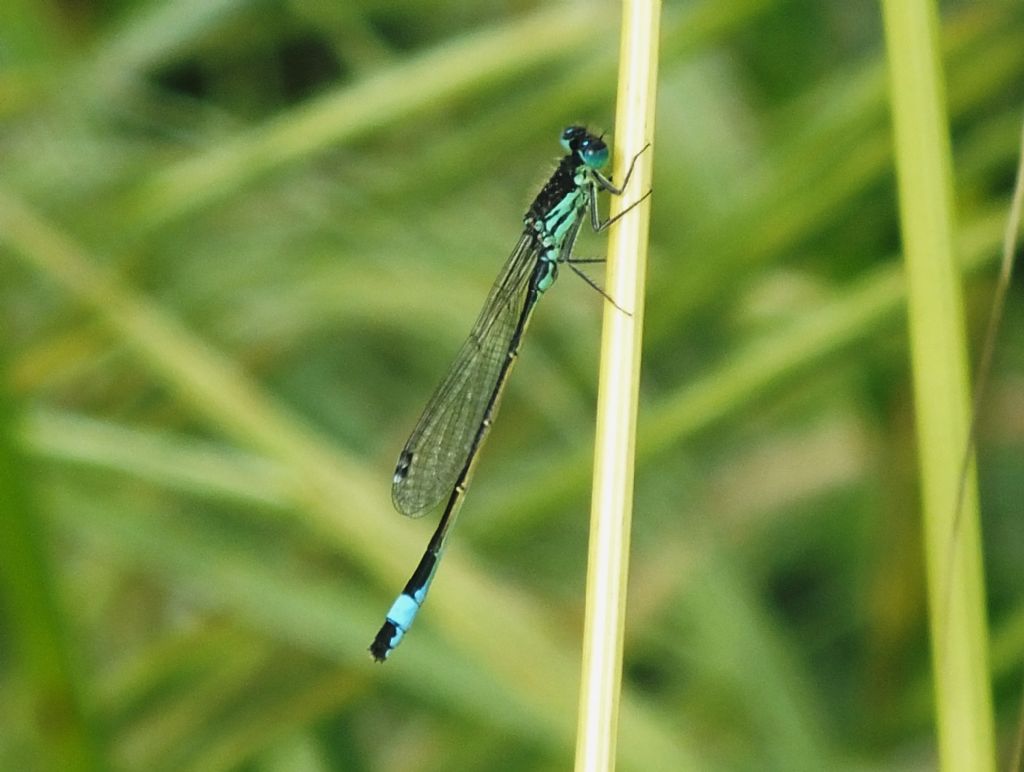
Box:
580;138;609;169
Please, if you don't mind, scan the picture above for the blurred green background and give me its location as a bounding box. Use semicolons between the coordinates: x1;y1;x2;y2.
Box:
1;1;1023;770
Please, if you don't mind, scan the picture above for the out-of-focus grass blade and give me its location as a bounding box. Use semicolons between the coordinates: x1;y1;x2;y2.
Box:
0;357;102;770
125;4;614;231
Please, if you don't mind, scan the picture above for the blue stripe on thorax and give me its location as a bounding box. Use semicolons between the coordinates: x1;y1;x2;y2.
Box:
530;172;588;293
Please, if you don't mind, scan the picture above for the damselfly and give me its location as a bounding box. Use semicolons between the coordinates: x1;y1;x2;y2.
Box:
370;126;649;662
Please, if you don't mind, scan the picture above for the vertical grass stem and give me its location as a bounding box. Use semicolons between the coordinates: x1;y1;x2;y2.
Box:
880;2;996;768
575;1;661;769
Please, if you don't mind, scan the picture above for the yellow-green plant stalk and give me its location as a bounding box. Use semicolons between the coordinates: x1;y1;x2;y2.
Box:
880;2;995;769
575;1;661;770
1004;117;1024;772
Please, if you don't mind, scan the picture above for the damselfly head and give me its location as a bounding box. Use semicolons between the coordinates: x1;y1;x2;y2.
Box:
559;125;608;170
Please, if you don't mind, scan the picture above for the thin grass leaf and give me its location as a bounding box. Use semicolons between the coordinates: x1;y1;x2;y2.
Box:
881;1;995;768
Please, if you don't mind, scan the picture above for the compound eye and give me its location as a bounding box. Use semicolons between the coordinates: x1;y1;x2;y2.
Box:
560;125;582;153
581;139;609;169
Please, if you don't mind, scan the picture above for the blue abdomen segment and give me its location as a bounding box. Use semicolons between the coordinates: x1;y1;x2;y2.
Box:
370;549;438;661
369;594;420;660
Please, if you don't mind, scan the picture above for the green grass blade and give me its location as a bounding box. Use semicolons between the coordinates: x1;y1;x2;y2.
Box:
881;1;995;768
0;358;102;771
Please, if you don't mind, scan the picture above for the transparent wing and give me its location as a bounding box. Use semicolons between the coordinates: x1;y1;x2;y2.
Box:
391;234;539;517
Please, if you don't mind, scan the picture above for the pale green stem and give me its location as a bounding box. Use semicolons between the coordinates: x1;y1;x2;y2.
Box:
880;1;995;769
575;1;661;770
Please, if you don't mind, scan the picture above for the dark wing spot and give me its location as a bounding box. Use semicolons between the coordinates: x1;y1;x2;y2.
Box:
393;450;414;483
